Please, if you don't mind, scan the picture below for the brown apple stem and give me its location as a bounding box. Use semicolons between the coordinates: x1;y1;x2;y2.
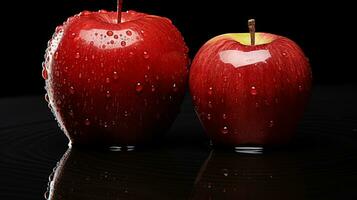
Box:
117;0;123;23
248;19;256;45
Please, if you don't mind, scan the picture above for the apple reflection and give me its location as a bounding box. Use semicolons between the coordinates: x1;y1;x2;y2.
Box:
191;150;305;199
46;147;206;200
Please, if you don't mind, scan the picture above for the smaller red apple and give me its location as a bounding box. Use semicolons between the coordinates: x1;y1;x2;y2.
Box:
189;19;312;146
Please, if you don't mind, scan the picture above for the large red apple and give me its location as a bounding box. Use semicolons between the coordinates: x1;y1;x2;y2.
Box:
42;8;189;146
190;21;312;146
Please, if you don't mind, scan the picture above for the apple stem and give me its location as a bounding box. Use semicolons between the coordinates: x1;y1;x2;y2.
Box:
117;0;123;23
248;19;255;45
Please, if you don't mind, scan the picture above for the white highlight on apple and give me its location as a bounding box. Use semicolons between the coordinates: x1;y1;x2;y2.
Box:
219;49;271;68
79;29;139;49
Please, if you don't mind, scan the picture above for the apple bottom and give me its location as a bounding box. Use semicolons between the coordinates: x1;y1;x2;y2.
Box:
61;113;178;148
198;106;305;148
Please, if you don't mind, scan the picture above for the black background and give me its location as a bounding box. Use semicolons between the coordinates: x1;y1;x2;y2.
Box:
0;0;355;97
1;1;357;199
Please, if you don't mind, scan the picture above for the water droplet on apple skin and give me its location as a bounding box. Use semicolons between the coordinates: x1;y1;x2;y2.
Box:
42;68;48;80
136;82;143;93
208;87;213;95
250;86;257;95
106;30;113;36
268;120;274;127
113;71;119;80
45;93;49;102
69;86;75;94
298;85;303;91
172;83;178;92
106;91;111;98
126;30;132;36
84;118;91;126
106;78;110;84
143;51;150;59
222;113;227;119
221;126;229;134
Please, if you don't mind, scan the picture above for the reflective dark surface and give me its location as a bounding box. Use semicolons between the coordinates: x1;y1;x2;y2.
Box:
1;85;357;199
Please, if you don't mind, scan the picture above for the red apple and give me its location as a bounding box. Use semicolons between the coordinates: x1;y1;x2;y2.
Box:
42;8;189;146
189;21;312;146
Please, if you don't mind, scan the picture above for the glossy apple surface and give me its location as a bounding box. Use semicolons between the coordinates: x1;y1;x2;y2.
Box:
42;10;189;146
189;33;312;146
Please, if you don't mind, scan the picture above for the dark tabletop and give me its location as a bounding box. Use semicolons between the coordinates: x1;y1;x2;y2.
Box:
1;85;357;200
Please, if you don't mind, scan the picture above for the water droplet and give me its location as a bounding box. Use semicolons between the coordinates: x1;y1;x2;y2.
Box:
136;82;143;93
222;113;227;119
223;76;228;82
54;52;59;60
107;30;113;36
238;73;242;78
207;113;212;120
42;68;48;80
282;52;287;56
69;86;75;94
44;94;49;102
106;91;111;98
298;85;303;91
250;86;257;95
75;52;80;59
84;118;90;126
222;169;229;176
124;111;129;117
114;34;119;39
268;120;274;127
172;83;178;92
78;73;82;79
221;126;229;134
53;70;60;77
255;102;260;108
121;41;126;46
113;71;118;80
143;51;150;59
208;87;213;95
106;78;110;84
151;85;156;92
208;101;213;108
126;30;132;36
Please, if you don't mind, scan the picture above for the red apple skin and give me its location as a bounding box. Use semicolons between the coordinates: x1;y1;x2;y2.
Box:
42;10;189;146
189;33;312;146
